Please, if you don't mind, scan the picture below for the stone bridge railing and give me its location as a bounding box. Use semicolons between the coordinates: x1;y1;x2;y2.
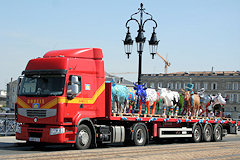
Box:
0;113;16;136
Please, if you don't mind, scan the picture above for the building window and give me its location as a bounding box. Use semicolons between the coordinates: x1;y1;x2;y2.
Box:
175;82;181;90
167;82;174;89
195;83;200;90
229;94;234;102
150;82;155;88
234;107;237;112
226;82;231;90
158;82;162;88
211;83;217;90
203;83;208;90
183;83;186;89
232;82;238;90
233;94;238;103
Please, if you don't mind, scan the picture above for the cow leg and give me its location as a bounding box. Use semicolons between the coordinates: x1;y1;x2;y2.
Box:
181;107;186;116
132;102;135;113
123;99;127;113
162;106;166;116
151;101;157;115
175;106;179;117
196;106;199;117
146;101;150;114
199;105;205;116
138;100;143;114
128;103;132;113
156;101;160;114
117;102;121;114
170;106;174;116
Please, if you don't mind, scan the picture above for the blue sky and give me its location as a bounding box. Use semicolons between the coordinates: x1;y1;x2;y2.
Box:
0;0;239;90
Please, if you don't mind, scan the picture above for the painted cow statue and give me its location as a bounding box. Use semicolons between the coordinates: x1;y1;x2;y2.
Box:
197;88;213;116
128;88;137;113
112;83;129;113
158;88;180;116
212;93;226;117
181;89;201;117
133;83;158;114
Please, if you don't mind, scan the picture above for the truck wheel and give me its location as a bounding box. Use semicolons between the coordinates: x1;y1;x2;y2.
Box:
75;124;92;150
213;124;222;142
192;124;202;143
133;125;147;146
203;124;212;142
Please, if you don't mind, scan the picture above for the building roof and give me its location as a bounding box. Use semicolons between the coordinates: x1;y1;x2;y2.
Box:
143;71;240;77
105;72;133;87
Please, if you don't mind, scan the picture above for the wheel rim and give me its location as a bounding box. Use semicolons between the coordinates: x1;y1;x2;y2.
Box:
205;126;211;140
136;129;144;144
194;128;200;141
215;127;221;140
78;129;89;146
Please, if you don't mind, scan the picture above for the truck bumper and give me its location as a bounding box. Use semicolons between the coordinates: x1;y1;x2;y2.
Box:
16;124;77;144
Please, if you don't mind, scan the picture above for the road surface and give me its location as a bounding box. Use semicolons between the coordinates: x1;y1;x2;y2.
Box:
0;134;239;160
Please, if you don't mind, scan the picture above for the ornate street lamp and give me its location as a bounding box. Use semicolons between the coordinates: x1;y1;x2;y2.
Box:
123;28;133;59
123;3;159;85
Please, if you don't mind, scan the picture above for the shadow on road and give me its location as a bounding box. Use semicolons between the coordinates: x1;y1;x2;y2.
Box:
0;135;239;153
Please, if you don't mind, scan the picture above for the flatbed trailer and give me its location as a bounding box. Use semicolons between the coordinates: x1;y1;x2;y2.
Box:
15;48;238;149
90;82;238;147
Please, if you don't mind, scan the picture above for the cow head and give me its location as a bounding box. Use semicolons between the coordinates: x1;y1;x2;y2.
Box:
216;93;226;105
181;89;190;101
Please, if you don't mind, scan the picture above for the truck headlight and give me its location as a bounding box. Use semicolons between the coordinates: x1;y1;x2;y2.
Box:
16;123;21;134
49;128;65;135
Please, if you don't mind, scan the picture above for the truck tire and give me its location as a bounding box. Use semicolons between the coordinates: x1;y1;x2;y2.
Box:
192;124;202;143
203;124;212;142
75;124;92;150
213;124;222;142
133;125;147;146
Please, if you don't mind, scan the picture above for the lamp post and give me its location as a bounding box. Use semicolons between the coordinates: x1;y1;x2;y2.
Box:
123;3;159;85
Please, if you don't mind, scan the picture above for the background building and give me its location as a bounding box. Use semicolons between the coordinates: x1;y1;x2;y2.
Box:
0;90;7;108
142;71;240;120
6;79;18;111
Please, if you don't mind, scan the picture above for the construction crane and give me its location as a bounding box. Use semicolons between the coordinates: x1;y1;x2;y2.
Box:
156;52;171;74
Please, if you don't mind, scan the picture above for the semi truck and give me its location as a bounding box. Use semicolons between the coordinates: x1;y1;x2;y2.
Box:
15;48;238;149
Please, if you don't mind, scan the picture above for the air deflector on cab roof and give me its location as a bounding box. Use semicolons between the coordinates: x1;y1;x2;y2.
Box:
43;48;103;60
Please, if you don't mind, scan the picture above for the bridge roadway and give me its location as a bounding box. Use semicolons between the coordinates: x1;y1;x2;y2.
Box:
0;134;239;160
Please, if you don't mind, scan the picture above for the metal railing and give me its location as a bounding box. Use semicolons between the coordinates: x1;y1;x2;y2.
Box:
0;113;16;136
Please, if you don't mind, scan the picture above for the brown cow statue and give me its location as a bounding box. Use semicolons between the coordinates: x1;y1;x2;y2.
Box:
181;89;201;117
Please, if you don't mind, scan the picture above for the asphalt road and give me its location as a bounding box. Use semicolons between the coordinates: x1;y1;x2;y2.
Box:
0;134;239;160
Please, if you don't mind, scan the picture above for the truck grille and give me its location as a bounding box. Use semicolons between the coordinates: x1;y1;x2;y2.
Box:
27;110;46;118
18;108;56;119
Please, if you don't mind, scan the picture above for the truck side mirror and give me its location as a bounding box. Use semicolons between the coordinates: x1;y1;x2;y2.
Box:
71;76;79;84
17;76;23;96
67;76;80;99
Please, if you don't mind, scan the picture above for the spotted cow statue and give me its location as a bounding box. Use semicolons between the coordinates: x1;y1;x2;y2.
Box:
158;88;180;116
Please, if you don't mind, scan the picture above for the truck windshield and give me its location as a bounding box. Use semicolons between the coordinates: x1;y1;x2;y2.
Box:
19;74;66;96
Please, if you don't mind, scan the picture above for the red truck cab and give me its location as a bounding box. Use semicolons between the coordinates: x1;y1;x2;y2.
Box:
16;48;106;146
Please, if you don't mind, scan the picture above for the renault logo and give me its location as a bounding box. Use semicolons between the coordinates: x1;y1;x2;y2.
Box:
34;117;38;123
